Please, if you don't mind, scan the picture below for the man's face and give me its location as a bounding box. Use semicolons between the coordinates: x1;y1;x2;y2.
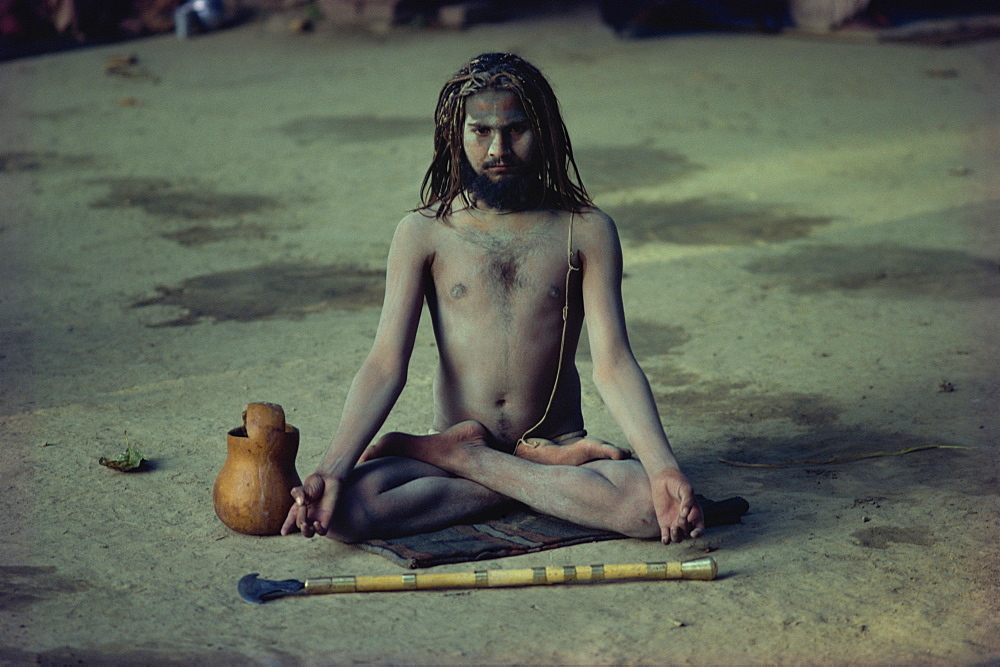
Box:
463;89;536;178
461;89;539;210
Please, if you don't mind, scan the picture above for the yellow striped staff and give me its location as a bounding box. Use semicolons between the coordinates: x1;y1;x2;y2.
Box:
239;557;717;603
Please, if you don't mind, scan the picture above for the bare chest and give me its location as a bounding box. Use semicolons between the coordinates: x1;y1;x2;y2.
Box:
433;224;573;308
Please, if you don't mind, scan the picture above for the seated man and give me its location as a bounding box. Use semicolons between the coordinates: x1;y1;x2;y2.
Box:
282;53;704;545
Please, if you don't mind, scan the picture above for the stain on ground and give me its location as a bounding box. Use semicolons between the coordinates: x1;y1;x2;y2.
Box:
851;525;936;549
0;151;95;172
745;243;1000;300
0;565;89;611
278;115;432;145
607;197;834;245
90;177;278;221
643;362;702;388
25;106;87;122
131;263;384;326
573;146;704;193
654;378;840;427
578;320;690;360
161;223;274;246
627;320;692;357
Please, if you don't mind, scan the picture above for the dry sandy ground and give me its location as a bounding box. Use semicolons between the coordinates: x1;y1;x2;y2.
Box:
1;4;998;664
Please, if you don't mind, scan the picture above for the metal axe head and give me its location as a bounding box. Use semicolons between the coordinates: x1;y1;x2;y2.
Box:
238;573;304;604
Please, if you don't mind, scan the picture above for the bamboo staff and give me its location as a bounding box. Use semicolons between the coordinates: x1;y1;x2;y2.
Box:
240;557;717;603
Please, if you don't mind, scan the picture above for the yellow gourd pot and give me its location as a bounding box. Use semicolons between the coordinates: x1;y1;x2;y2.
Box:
213;402;301;536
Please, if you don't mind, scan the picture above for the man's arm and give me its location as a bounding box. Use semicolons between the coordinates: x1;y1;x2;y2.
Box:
576;210;704;544
281;213;431;537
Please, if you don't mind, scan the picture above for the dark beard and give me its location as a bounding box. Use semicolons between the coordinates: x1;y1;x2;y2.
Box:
461;160;541;212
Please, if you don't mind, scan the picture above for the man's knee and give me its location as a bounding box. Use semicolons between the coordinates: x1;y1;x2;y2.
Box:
612;491;659;538
324;480;378;543
321;458;405;543
590;460;659;538
323;456;451;543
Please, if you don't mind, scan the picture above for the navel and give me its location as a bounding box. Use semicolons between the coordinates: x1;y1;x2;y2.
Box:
548;285;562;299
451;283;467;299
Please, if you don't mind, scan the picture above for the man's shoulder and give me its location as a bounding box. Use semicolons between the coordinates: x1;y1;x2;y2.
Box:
569;206;619;243
530;205;612;229
399;208;439;226
387;211;442;262
571;206;613;226
394;209;442;237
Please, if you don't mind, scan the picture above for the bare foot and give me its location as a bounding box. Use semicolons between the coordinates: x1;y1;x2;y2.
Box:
513;437;630;466
359;420;490;469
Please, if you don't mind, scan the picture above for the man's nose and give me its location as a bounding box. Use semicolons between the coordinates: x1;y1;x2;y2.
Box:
489;131;510;158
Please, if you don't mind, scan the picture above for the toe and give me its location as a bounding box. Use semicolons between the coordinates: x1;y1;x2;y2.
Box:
604;444;629;460
584;440;629;462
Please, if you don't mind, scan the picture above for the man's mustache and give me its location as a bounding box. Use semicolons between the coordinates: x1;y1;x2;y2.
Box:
483;157;524;170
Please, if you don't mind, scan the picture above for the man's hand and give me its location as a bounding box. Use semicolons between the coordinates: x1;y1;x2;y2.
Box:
649;467;705;544
280;472;341;538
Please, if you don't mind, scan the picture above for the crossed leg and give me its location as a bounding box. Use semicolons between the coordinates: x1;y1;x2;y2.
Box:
327;456;513;542
328;421;659;542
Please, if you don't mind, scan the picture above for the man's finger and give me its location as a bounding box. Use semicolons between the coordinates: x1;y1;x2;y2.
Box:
688;502;706;538
676;487;694;516
314;481;340;534
652;497;675;544
296;502;317;538
672;484;688;510
280;503;300;536
289;486;308;507
659;516;674;544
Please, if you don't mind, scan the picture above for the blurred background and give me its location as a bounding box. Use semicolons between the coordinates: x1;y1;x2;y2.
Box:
3;0;999;61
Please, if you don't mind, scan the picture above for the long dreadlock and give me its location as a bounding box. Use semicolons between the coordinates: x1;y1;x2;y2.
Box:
419;53;592;218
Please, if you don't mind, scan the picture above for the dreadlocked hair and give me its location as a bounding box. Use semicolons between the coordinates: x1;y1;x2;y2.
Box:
418;52;592;218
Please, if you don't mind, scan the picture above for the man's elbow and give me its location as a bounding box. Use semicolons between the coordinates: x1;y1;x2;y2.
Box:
359;353;408;391
590;353;634;390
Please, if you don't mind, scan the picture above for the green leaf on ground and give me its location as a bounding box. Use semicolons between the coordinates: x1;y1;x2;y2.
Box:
99;438;147;472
